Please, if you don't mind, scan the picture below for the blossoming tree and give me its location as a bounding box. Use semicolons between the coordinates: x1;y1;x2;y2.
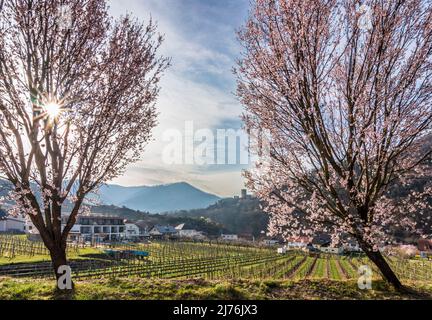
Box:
236;0;432;291
0;0;169;278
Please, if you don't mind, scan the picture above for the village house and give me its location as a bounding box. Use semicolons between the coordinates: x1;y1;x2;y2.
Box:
132;221;151;239
148;225;178;238
311;234;343;255
262;239;280;246
238;233;255;242
24;218;37;234
343;239;362;253
61;215;126;242
319;246;344;254
22;213;127;242
277;247;287;254
418;238;432;258
175;224;206;240
286;236;312;250
0;209;26;234
311;234;331;248
125;221;141;240
220;234;238;241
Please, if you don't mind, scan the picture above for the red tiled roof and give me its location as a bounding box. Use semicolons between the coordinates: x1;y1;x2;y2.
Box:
418;239;432;252
287;236;312;243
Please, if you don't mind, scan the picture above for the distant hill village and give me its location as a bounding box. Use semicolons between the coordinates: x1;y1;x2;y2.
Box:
1;189;431;258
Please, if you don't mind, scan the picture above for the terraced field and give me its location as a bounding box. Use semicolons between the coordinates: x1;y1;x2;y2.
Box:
1;236;431;284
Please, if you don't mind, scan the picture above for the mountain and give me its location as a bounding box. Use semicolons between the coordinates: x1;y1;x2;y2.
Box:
96;182;221;213
172;196;269;237
0;179;12;199
0;179;221;213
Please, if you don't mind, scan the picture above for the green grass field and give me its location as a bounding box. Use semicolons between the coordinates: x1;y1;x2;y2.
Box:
0;277;431;300
0;247;103;266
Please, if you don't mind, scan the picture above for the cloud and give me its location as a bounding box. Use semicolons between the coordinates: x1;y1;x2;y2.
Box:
108;0;250;196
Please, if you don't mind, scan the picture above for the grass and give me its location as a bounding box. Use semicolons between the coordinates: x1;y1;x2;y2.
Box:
294;257;314;279
0;247;104;266
0;276;431;300
328;259;341;280
0;254;52;265
1;239;431;300
311;258;325;278
339;259;356;278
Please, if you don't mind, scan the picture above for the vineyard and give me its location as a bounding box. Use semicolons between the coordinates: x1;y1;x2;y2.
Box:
0;235;431;284
0;235;80;257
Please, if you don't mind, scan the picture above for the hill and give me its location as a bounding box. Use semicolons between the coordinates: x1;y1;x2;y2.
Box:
95;182;221;213
0;179;221;213
82;196;267;237
171;196;269;237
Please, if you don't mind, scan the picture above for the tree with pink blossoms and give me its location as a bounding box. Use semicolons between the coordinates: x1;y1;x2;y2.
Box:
236;0;432;291
0;0;169;281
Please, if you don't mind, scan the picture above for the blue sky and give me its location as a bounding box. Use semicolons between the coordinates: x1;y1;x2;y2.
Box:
108;0;250;197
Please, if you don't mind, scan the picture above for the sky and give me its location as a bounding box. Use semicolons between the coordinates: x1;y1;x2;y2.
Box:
108;0;251;197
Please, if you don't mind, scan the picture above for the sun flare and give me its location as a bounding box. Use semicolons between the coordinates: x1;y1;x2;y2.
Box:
43;102;62;119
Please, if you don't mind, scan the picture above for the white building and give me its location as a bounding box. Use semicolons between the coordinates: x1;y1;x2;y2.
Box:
277;247;287;254
148;225;178;237
221;234;238;241
61;215;126;242
319;246;344;254
24;218;44;235
262;239;280;246
0;215;26;233
287;237;311;249
175;223;205;239
343;241;362;253
179;229;205;239
23;214;126;241
125;222;140;240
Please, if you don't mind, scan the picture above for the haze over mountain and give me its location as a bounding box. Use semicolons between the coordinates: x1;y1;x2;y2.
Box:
0;179;221;213
95;182;221;213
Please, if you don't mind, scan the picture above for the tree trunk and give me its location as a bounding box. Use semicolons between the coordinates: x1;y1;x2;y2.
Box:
360;243;405;292
49;245;75;299
49;246;68;281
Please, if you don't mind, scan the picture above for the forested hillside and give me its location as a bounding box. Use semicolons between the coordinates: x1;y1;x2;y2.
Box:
171;197;269;237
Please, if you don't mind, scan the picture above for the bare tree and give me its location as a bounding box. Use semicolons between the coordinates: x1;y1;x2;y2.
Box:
236;0;432;291
0;0;169;279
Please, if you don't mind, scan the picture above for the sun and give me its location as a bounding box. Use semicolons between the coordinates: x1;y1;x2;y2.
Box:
43;102;62;119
